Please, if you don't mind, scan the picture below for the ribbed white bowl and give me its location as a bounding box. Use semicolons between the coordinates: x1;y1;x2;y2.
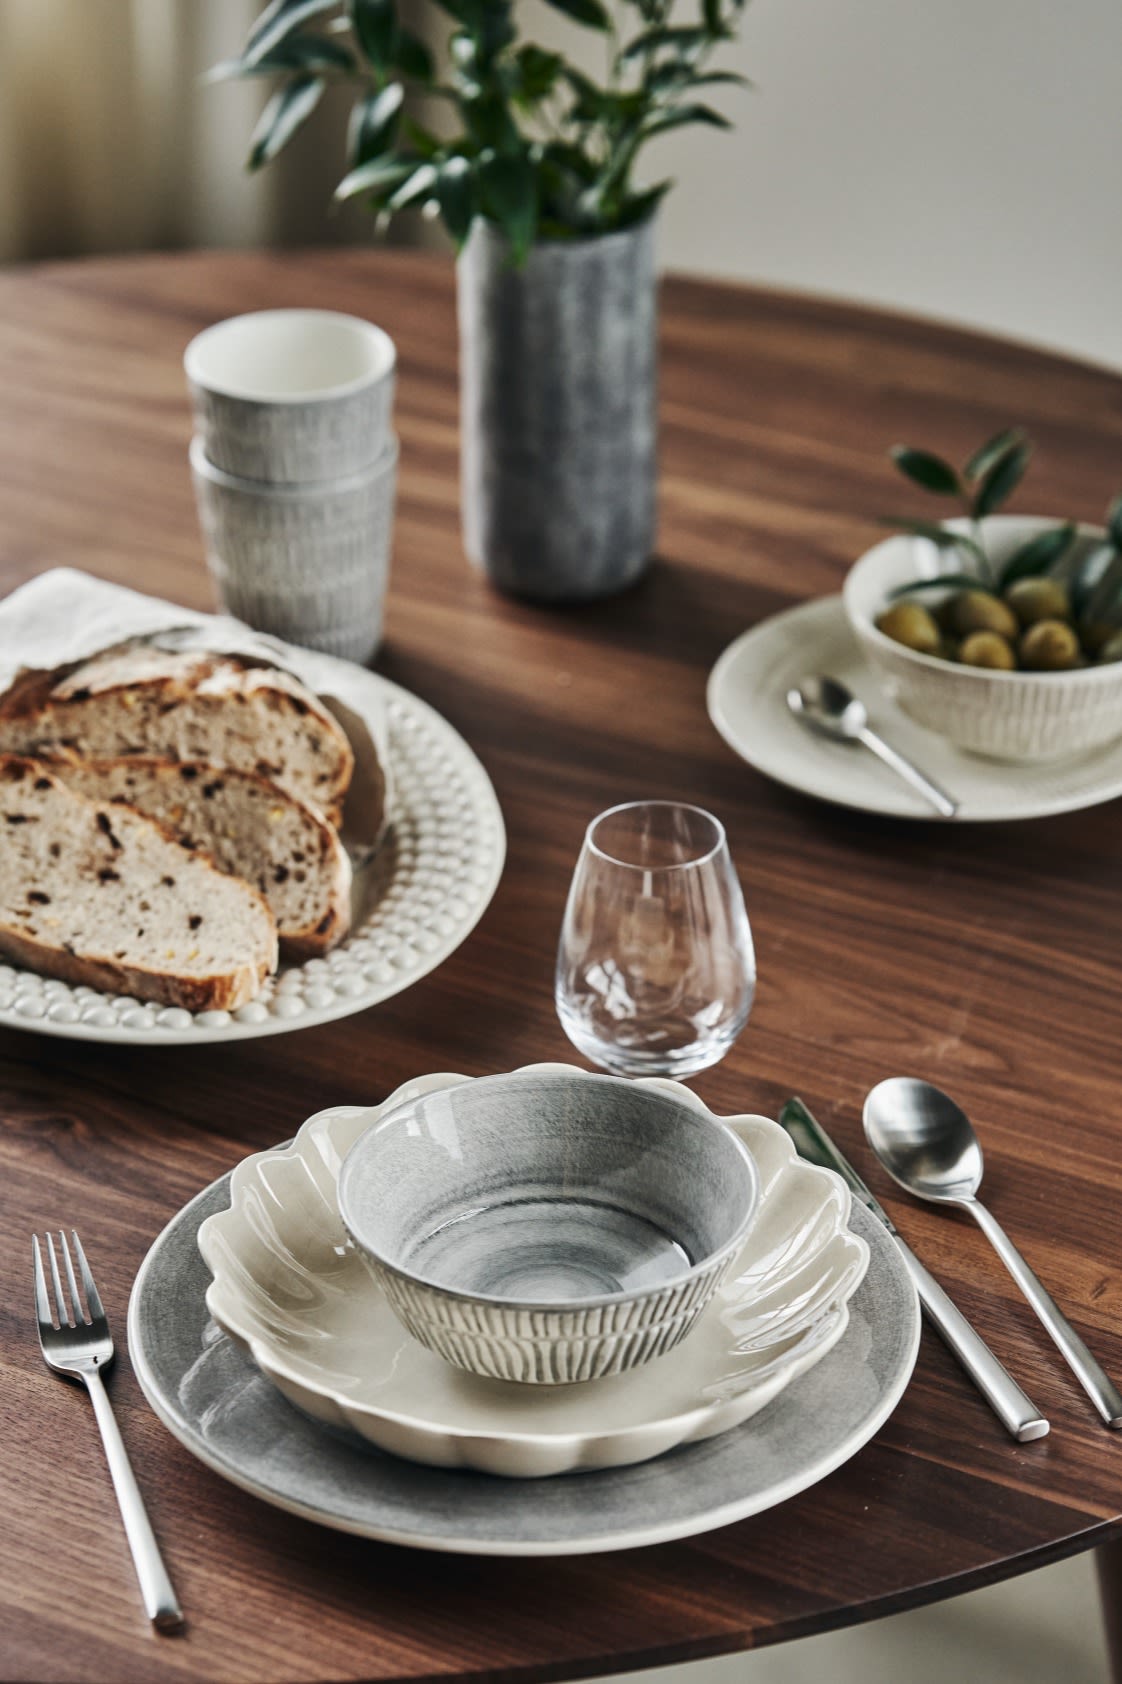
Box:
843;516;1122;761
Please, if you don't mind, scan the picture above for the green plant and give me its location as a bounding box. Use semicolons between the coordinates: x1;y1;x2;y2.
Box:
209;0;753;262
880;425;1122;642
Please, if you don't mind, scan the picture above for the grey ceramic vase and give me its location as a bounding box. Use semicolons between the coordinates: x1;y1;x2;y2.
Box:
457;217;657;602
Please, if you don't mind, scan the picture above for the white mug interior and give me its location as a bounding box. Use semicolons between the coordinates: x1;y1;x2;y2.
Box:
185;309;395;403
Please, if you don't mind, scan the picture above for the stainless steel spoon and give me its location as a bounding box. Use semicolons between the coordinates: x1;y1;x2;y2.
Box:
786;676;959;818
864;1077;1122;1428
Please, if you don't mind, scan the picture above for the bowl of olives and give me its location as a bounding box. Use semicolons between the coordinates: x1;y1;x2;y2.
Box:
843;516;1122;761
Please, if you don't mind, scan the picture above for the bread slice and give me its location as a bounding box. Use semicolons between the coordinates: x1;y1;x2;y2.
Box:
0;645;354;821
0;757;277;1011
53;756;351;959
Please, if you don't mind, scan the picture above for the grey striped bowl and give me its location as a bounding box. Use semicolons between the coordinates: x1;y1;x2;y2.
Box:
190;435;396;666
337;1069;759;1385
185;309;396;484
844;516;1122;761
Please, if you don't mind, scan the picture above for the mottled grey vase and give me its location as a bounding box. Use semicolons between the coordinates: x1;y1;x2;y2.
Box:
458;218;657;602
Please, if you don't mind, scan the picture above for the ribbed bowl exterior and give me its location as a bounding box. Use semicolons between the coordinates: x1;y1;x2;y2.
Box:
188;371;395;484
191;437;396;666
844;519;1122;762
374;1249;737;1384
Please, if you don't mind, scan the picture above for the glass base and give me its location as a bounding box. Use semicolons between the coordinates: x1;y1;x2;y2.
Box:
556;1002;746;1080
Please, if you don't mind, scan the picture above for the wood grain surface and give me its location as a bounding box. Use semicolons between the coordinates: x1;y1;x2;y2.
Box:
0;249;1121;1684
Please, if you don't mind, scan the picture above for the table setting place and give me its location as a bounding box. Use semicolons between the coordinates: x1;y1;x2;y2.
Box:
4;284;1122;1650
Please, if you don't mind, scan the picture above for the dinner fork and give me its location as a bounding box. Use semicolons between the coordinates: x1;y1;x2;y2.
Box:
33;1230;184;1632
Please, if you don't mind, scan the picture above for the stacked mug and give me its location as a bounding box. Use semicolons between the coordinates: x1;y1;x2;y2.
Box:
186;309;397;666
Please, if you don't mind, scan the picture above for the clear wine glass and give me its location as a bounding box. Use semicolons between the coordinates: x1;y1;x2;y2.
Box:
555;801;756;1078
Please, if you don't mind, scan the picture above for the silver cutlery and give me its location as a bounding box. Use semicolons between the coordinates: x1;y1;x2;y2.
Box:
33;1230;185;1631
785;675;959;819
864;1078;1122;1429
778;1098;1049;1442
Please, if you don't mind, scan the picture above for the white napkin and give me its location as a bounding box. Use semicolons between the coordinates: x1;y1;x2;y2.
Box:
0;568;392;854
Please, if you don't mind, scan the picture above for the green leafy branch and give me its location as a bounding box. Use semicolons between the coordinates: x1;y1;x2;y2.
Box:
209;0;753;262
883;426;1122;637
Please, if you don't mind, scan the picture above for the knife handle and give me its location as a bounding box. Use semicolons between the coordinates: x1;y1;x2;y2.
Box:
899;1242;1050;1442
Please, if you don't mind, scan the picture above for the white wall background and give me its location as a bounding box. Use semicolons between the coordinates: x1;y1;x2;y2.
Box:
540;0;1122;370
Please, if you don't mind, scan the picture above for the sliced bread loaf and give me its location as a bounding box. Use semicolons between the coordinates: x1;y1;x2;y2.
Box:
0;645;355;821
54;756;351;958
0;757;277;1011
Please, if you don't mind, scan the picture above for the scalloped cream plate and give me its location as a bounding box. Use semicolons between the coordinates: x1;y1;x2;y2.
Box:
0;662;505;1045
199;1064;869;1479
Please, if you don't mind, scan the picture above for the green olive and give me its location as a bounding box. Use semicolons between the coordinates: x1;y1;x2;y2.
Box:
1020;619;1081;671
932;594;961;635
952;590;1020;640
875;601;941;654
959;631;1017;670
1004;576;1070;627
1098;631;1122;665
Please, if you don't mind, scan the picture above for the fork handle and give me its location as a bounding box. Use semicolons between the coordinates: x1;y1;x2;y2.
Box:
83;1366;185;1631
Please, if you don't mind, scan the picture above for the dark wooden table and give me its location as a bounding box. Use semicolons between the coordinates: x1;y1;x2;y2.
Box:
1;249;1121;1684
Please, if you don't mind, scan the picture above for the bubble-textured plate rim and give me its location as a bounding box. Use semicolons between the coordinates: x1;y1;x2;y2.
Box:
0;665;505;1044
197;1065;870;1477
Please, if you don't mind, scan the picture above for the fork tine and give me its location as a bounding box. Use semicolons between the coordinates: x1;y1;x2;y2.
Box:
71;1230;104;1322
46;1231;73;1327
32;1235;54;1330
59;1230;86;1325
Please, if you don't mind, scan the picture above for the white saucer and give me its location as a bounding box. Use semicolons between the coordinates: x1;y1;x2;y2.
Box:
198;1066;869;1479
707;596;1122;822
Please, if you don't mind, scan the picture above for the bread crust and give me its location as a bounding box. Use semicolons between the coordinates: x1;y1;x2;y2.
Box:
0;644;355;811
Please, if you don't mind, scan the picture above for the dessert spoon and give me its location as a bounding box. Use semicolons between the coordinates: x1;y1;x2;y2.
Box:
864;1076;1122;1427
786;675;959;818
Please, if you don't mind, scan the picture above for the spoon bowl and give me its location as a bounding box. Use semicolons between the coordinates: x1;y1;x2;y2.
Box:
863;1077;983;1202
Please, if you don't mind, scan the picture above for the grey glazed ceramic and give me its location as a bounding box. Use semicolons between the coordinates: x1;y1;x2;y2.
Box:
457;218;657;601
128;1183;920;1555
190;435;397;665
185;309;396;483
337;1070;759;1383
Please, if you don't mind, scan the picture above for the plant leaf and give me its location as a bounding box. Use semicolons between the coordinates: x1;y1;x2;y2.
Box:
613;179;672;228
642;102;731;138
349;0;396;67
887;573;983;600
996;522;1076;590
1084;551;1122;628
703;0;722;33
247;75;325;169
540;0;610;24
621;25;716;59
346;82;404;166
385;160;438;210
244;0;339;65
435;155;476;244
964;426;1025;483
972;439;1032;517
888;445;960;497
206;34;354;80
1108;492;1122;552
334;153;417;200
393;27;434;79
477;150;538;264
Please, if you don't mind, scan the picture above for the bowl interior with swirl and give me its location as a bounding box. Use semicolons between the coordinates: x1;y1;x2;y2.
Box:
337;1068;759;1383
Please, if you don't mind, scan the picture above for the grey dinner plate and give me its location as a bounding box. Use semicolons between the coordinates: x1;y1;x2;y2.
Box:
128;1176;920;1557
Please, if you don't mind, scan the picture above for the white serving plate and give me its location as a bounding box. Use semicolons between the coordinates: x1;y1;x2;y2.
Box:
708;595;1122;822
0;656;505;1044
198;1065;869;1478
